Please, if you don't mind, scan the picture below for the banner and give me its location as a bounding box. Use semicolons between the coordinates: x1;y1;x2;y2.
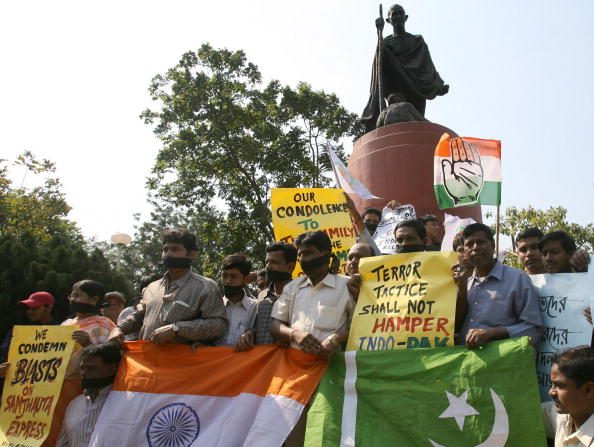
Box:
531;273;593;401
90;343;327;447
305;338;546;446
434;134;501;209
271;188;356;275
373;204;416;254
0;325;77;447
346;251;458;351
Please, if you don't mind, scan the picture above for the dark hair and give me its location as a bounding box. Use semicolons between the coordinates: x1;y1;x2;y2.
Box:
363;208;382;221
265;242;298;263
452;232;464;252
295;231;332;253
394;219;427;240
257;269;267;279
73;280;106;307
462;223;495;244
421;214;438;224
139;273;163;293
516;228;544;242
539;231;577;254
551;346;594;388
81;342;122;366
221;253;252;276
161;228;198;252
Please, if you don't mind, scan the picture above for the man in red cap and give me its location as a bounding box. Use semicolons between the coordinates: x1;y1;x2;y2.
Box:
0;291;58;372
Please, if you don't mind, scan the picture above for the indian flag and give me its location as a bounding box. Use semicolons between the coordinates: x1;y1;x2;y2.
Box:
90;343;327;447
305;338;546;446
434;133;501;209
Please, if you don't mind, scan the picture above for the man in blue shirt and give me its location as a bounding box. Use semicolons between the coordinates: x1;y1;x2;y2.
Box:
457;223;543;347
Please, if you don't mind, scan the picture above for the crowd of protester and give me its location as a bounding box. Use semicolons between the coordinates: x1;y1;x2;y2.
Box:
0;196;593;447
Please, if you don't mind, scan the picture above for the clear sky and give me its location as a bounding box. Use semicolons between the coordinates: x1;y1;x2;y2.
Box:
2;0;593;243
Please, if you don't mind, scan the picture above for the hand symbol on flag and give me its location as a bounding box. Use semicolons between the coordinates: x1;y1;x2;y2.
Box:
441;138;484;205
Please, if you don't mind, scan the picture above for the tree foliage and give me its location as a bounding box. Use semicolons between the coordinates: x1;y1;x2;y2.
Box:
140;44;363;271
0;154;133;340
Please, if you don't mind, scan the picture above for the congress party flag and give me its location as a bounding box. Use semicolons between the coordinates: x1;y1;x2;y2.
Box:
305;338;546;447
90;343;327;447
327;144;381;200
434;133;501;209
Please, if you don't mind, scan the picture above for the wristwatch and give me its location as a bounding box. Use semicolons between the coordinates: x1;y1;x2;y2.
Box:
171;323;179;334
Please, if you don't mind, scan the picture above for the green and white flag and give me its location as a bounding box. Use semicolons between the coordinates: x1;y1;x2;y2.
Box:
305;338;546;446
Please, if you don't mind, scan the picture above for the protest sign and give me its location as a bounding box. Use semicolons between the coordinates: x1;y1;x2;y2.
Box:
271;188;356;275
346;251;458;351
0;325;76;447
373;204;416;254
530;273;593;401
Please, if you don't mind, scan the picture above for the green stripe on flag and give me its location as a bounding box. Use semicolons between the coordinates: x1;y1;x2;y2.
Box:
434;181;501;209
305;338;546;446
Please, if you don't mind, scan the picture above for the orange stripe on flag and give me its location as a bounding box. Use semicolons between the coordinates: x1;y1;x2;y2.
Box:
435;133;501;158
114;342;327;405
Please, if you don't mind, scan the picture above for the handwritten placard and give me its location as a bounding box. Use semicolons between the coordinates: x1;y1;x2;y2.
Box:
531;273;593;402
347;251;458;351
271;188;356;276
0;326;77;447
373;205;416;254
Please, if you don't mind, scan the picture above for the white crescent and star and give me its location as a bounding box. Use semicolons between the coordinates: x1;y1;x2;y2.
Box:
428;388;509;447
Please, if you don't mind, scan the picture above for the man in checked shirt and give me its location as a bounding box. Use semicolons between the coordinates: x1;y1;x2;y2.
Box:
109;228;227;346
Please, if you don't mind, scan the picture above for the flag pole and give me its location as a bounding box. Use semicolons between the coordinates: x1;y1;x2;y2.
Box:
495;205;501;256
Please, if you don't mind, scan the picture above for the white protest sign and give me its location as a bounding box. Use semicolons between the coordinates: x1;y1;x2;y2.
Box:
440;213;475;252
532;272;593;402
373;205;416;254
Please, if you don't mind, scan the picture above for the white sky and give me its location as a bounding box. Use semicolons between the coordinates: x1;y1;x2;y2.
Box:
2;0;593;243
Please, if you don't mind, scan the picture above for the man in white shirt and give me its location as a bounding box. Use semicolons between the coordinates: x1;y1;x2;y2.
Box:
57;342;121;447
543;346;594;446
271;230;355;447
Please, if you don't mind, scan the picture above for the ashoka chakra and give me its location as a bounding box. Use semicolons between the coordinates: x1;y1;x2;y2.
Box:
147;403;200;447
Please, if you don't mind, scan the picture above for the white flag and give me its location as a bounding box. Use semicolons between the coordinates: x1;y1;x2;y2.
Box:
327;144;381;200
440;213;476;252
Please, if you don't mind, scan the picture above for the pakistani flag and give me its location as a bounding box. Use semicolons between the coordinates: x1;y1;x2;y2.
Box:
305;338;546;446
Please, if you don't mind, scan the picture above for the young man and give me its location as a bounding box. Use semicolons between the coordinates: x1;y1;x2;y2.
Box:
217;253;256;347
394;219;429;252
236;242;297;351
345;242;375;303
255;269;268;293
100;291;126;324
515;228;546;274
457;223;543;347
57;343;121;447
543;346;594;446
541;231;578;274
110;228;227;346
270;231;355;447
421;214;442;250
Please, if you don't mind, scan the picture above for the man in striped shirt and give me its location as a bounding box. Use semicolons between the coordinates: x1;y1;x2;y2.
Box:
216;253;256;347
57;343;121;447
109;228;227;346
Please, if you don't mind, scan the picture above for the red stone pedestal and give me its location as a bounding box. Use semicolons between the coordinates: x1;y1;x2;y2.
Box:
348;121;482;223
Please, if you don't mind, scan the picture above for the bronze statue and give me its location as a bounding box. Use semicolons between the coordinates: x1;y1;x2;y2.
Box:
362;4;449;132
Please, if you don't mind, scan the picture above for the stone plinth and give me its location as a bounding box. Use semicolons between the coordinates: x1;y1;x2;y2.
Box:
348;121;482;225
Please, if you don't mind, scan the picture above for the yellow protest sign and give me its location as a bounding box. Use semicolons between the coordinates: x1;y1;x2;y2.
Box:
0;325;77;447
347;251;458;351
271;188;356;275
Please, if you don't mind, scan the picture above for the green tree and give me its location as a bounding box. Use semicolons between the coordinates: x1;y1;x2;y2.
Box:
498;206;594;268
0;154;133;343
140;44;362;271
